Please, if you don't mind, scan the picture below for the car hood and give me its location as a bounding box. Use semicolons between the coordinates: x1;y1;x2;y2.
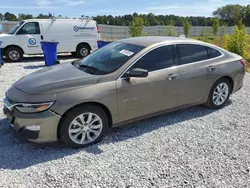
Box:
15;62;101;95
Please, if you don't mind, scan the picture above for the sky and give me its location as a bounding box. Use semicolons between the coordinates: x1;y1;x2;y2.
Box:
0;0;249;17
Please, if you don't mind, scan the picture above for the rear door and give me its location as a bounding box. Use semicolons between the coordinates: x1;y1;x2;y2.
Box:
176;44;221;106
116;45;179;122
16;22;43;54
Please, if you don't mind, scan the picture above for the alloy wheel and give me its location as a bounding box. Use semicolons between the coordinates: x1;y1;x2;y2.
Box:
213;83;229;106
68;112;103;145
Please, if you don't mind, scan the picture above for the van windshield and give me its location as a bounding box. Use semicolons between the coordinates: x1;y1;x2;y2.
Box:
79;42;144;75
8;21;24;34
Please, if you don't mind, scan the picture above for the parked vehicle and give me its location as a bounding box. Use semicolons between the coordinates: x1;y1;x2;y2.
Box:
0;18;101;62
3;36;245;148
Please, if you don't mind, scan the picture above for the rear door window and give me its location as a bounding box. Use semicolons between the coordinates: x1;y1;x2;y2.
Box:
177;44;208;65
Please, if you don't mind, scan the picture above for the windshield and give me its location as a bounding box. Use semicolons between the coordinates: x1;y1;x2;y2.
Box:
79;42;144;75
8;21;24;34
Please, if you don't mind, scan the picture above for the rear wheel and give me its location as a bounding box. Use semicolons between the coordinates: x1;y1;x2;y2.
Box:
206;78;232;109
76;44;90;58
59;105;109;148
5;47;23;62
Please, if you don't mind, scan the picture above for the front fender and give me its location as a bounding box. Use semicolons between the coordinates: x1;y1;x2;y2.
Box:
50;81;119;124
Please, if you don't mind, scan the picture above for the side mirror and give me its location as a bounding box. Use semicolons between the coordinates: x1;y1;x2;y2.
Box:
125;68;148;78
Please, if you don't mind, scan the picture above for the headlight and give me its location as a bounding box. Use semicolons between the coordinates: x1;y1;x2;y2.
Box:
15;102;54;113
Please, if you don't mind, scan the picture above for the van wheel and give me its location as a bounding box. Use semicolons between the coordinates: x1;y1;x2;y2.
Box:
71;52;77;57
5;47;23;62
59;105;109;148
76;44;90;58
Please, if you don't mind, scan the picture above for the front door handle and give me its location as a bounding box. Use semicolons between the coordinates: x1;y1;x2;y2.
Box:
166;74;178;80
207;66;216;72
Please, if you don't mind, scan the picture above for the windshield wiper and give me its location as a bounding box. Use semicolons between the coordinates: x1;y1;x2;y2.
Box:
79;64;100;75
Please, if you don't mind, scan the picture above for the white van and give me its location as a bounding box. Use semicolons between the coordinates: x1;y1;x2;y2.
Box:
0;18;101;62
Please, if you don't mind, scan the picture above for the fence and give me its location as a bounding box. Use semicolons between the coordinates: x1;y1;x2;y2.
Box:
99;25;250;40
1;21;250;40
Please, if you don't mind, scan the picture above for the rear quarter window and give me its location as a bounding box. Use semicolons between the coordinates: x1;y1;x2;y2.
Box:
207;47;222;58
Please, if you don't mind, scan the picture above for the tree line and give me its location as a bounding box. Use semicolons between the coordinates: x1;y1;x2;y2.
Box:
0;4;249;27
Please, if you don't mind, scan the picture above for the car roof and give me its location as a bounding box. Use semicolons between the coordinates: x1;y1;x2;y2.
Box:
119;36;203;47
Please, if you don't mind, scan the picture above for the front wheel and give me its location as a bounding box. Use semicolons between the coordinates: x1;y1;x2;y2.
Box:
206;78;232;109
5;47;23;62
59;105;109;148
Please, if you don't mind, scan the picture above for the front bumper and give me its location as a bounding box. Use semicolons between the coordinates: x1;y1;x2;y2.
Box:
3;106;61;143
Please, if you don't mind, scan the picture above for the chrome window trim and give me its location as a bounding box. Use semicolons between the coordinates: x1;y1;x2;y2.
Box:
176;44;225;66
118;42;225;79
118;43;176;79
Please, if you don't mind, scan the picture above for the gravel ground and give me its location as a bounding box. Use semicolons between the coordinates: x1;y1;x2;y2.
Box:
0;57;250;188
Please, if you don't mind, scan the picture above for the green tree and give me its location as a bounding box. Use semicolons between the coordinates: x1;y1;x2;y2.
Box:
147;13;160;26
36;14;49;19
244;5;250;26
212;18;220;36
0;13;3;21
18;13;33;20
183;18;191;37
129;17;145;37
213;5;244;26
166;20;176;36
237;19;244;30
4;12;17;21
227;26;248;57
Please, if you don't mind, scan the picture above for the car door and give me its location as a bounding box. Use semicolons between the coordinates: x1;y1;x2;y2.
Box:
116;45;179;122
16;22;43;54
176;44;221;106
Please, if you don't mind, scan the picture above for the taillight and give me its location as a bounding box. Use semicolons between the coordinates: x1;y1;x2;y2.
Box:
96;24;100;33
241;59;246;67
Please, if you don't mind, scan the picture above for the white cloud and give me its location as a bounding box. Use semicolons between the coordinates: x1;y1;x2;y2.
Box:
68;0;86;5
0;5;58;9
147;0;250;16
35;0;87;6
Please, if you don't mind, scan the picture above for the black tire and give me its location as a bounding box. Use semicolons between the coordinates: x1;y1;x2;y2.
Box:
59;105;109;148
206;78;232;109
76;44;90;58
71;52;77;57
5;46;23;62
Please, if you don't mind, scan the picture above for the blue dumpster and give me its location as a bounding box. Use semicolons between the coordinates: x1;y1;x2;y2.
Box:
97;40;111;49
0;41;3;67
40;41;59;66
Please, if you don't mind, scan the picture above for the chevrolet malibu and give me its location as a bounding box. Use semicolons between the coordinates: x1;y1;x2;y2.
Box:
3;37;245;148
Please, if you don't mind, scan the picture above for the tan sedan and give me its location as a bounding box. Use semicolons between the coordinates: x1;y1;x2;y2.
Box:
3;37;245;148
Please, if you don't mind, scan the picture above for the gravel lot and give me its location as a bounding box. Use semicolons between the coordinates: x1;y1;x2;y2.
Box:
0;57;250;188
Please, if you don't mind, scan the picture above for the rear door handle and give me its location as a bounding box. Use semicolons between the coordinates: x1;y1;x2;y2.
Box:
166;74;178;80
207;66;216;71
41;35;44;40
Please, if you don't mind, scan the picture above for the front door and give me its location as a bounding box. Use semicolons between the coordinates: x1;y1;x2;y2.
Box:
116;45;179;122
16;22;42;54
